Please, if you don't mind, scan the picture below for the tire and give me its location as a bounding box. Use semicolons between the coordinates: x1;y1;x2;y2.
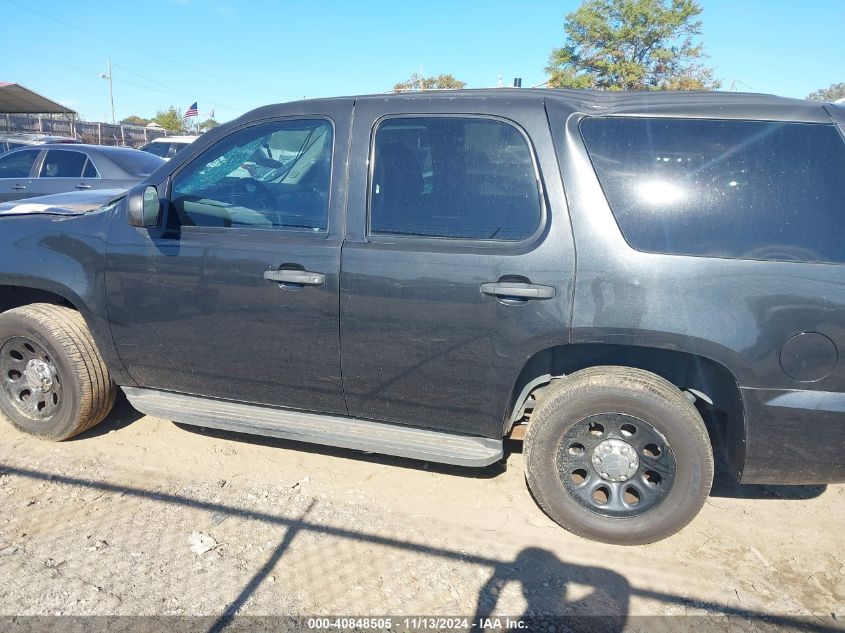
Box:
0;303;116;440
524;366;714;545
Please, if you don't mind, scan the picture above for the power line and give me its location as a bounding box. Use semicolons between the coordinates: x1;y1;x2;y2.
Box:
1;44;242;116
112;62;240;112
3;0;297;98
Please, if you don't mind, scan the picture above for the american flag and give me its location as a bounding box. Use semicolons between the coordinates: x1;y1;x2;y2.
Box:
185;102;198;117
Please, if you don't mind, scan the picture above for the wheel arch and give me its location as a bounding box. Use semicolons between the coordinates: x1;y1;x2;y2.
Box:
0;279;130;386
506;343;746;479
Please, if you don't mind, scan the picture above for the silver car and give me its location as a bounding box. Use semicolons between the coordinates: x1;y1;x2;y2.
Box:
0;144;165;202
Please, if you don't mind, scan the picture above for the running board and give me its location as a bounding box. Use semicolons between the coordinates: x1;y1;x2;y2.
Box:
121;387;503;468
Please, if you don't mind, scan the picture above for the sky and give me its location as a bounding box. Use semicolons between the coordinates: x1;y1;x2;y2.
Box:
1;0;843;124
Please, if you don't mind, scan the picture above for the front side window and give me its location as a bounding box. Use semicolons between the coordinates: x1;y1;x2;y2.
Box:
370;116;542;241
39;150;88;178
171;119;333;231
581;117;845;263
0;149;40;178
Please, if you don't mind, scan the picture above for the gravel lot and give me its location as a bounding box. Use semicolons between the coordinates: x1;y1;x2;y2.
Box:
0;394;843;632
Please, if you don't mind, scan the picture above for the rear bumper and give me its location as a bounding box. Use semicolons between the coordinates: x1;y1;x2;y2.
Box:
739;387;845;484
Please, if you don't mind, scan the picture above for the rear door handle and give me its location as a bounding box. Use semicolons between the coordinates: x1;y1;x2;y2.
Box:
12;184;26;191
264;270;325;286
76;183;92;190
480;282;556;300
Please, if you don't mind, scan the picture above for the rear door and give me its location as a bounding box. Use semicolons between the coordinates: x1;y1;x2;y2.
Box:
340;97;575;439
32;148;91;197
0;149;40;201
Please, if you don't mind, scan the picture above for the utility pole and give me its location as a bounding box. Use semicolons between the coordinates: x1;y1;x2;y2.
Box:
100;58;115;125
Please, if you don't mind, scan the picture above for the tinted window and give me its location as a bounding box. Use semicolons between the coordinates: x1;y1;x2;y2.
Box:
141;142;171;158
83;159;99;179
370;117;541;240
581;117;845;263
40;150;88;178
171;119;333;231
0;149;39;178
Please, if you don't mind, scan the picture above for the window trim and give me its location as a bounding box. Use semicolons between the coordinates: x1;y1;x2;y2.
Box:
365;113;548;247
166;115;336;238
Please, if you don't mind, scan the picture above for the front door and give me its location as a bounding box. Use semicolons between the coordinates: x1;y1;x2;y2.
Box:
0;149;40;201
340;97;576;439
106;111;349;415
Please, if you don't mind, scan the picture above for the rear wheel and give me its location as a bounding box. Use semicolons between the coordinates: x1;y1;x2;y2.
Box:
524;366;713;545
0;304;116;440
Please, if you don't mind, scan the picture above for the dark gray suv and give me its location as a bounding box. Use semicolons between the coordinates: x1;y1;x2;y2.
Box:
0;89;843;544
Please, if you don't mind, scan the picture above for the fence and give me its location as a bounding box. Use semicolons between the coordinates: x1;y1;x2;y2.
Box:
2;113;169;148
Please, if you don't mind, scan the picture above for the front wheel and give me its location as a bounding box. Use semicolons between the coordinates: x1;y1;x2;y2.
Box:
524;366;714;545
0;304;116;441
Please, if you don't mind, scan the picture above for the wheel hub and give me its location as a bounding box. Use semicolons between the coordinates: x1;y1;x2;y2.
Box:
24;358;56;393
591;438;639;482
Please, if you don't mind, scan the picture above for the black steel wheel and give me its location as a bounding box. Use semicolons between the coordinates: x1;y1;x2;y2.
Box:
1;336;64;423
524;366;713;545
557;413;676;518
0;304;115;440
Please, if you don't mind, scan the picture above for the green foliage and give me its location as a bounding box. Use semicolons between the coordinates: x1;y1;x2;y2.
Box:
199;118;220;132
546;0;719;91
807;82;845;102
152;106;187;134
394;73;466;91
120;115;150;126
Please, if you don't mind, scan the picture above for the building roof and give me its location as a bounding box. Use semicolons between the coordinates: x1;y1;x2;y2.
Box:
0;83;76;114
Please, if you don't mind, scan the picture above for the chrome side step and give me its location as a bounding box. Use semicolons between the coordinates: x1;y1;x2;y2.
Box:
122;387;504;468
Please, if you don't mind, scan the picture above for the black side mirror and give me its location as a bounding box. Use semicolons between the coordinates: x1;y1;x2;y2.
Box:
127;184;161;228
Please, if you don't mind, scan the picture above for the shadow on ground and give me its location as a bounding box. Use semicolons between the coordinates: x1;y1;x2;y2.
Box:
0;464;838;633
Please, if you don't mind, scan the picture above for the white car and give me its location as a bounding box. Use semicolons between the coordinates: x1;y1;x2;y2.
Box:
138;135;198;160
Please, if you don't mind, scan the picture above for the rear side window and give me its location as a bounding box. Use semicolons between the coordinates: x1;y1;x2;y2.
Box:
0;149;39;178
40;150;88;178
581;117;845;263
370;116;542;241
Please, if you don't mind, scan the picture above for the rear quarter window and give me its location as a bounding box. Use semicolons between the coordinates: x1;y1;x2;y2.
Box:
580;117;845;264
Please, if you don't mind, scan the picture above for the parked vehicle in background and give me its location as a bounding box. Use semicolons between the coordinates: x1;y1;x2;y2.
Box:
0;90;843;546
138;136;198;160
0;133;80;154
0;144;164;202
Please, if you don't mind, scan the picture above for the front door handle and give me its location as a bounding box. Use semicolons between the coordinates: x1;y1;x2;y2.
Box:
480;282;556;300
12;184;26;191
76;183;92;190
264;269;325;286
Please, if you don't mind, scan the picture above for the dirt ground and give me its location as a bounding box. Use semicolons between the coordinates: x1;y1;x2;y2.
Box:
0;393;842;632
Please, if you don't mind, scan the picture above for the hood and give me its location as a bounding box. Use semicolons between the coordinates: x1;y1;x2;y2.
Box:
0;188;128;217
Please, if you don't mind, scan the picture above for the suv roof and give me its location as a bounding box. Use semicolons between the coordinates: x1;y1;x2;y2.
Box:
241;88;833;125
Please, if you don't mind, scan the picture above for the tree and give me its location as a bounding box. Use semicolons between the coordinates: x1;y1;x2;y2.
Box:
807;82;845;102
199;118;220;132
546;0;719;91
394;73;466;92
152;106;187;134
120;115;150;126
